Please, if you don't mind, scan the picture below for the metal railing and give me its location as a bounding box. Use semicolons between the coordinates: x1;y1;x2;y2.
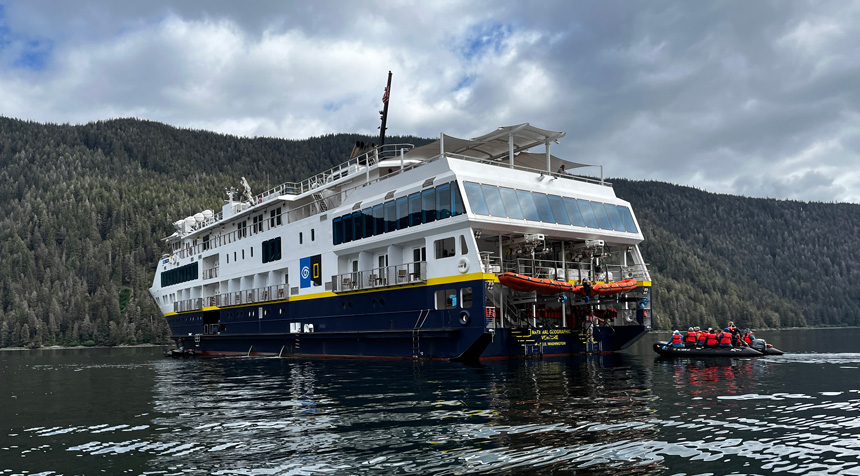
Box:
332;261;427;293
173;284;290;313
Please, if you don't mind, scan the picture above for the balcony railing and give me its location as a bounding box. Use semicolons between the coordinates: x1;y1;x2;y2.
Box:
332;261;427;293
172;284;290;313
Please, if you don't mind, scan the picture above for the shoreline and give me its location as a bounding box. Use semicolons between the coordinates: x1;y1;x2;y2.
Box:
0;343;167;352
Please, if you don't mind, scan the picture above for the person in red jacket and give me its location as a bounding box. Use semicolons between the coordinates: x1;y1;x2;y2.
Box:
743;329;756;345
718;328;734;348
684;327;698;347
705;328;719;347
669;330;684;348
697;328;708;347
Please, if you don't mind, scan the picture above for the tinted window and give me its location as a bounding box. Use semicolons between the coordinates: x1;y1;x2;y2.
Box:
516;190;540;221
333;216;343;244
464;182;488;215
363;208;373;237
384;201;396;232
422;188;437;223
592;201;612;229
344;214;353;242
436;183;452;219
563;197;585;227
409;193;422;226
482;184;506;217
372;204;384;235
547;195;570;225
577;199;599;228
604;203;626;231
452;184;465;216
396;197;408;230
618;206;639;233
533;192;555;222
352;211;363;239
499;187;523;219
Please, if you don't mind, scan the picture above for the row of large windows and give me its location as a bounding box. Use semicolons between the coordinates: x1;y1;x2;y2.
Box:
333;182;466;245
463;182;639;233
262;237;282;263
161;262;199;287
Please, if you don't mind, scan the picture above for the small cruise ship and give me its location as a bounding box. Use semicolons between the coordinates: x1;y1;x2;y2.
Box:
150;123;652;359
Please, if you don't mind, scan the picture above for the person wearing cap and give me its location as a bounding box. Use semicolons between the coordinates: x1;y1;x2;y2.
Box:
742;328;756;345
669;330;685;348
684;327;698;347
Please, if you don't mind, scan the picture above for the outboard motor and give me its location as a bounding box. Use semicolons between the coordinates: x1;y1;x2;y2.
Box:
750;338;768;353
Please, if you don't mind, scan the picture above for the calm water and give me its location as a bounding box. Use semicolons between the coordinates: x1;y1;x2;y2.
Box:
2;328;860;475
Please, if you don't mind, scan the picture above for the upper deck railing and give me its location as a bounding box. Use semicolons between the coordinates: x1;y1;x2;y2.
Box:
168;142;611;242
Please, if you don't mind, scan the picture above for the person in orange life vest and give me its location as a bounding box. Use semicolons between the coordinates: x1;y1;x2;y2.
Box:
718;328;734;348
705;328;719;347
743;328;756;345
697;327;709;347
669;330;684;348
684;327;698;347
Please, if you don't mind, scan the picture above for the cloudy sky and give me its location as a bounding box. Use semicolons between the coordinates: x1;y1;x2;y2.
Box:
2;1;859;203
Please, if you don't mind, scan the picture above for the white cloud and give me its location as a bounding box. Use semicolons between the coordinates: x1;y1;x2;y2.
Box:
2;1;860;203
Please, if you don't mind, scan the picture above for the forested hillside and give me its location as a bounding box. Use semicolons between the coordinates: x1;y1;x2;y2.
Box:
0;116;857;348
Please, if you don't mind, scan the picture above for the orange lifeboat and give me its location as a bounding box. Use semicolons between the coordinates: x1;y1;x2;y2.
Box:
497;272;637;297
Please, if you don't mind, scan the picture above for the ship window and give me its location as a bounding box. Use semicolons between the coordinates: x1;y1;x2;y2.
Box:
604;203;626;231
461;287;473;308
372;204;384;236
481;184;506;217
516;190;540;221
396;197;409;230
409;193;422;226
547;195;570;225
270;208;282;228
242;249;245;259
436;183;452;219
250;247;254;258
435;289;457;310
563;197;586;227
311;228;316;241
237;220;247;239
618;206;639;233
384;201;396;232
362;208;373;238
422;188;436;223
435;237;455;259
452;184;465;216
592;201;612;229
577;199;599;228
464;182;488;215
532;192;555;223
301;230;306;244
460;235;468;255
263;237;282;263
352;211;363;239
333;216;343;245
499;187;523;219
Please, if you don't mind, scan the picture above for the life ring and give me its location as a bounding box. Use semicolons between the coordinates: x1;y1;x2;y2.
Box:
459;310;471;326
457;257;470;273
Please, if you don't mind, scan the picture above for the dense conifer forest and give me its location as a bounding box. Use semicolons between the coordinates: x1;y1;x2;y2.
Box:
0;116;857;348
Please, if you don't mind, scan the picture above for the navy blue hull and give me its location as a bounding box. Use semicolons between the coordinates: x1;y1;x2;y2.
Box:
165;279;648;360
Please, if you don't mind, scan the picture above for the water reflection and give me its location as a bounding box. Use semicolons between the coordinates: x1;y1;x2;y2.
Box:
5;333;860;475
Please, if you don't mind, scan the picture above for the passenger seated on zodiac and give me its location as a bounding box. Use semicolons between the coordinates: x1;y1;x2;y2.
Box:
669;330;684;348
696;327;708;347
742;328;756;345
718;328;734;348
705;328;719;348
684;327;698;348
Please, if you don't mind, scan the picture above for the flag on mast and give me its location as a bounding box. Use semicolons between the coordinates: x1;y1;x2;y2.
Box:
382;87;389;104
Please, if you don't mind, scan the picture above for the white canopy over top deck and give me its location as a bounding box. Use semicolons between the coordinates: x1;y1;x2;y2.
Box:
404;123;589;171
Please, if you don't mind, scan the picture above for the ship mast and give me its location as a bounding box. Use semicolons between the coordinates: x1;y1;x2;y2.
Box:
378;71;392;146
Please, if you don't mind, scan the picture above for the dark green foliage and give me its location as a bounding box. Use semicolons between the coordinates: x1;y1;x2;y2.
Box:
0;115;430;348
0;115;854;348
613;179;860;330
